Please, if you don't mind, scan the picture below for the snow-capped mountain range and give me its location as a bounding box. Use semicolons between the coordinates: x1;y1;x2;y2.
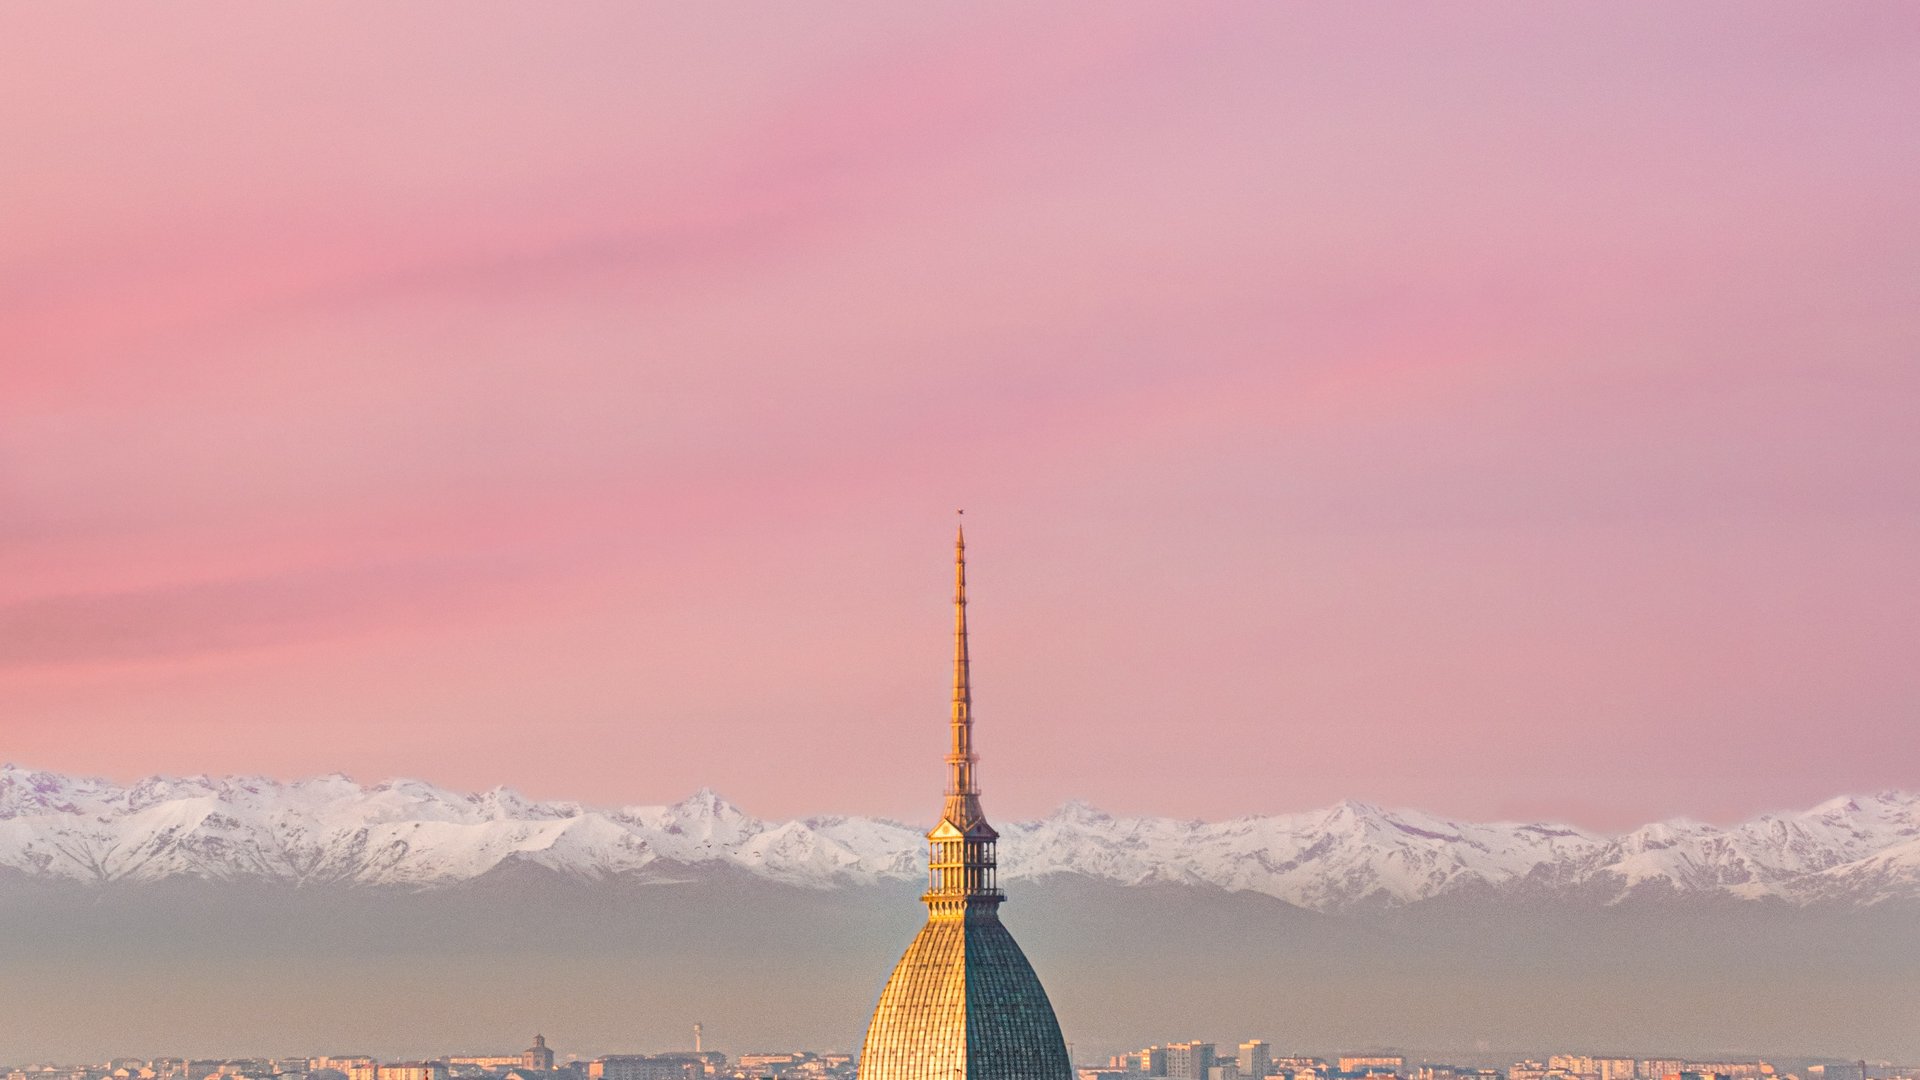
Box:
1;764;1916;910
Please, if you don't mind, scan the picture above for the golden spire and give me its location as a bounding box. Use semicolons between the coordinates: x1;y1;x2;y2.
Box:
925;513;1001;916
945;517;980;827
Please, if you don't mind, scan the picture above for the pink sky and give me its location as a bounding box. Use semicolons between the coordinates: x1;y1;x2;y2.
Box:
3;3;1917;830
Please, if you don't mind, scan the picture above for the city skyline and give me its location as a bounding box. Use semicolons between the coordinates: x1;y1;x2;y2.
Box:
6;4;1920;831
1;1038;1905;1072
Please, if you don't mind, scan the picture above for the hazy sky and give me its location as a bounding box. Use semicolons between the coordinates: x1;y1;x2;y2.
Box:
3;4;1917;830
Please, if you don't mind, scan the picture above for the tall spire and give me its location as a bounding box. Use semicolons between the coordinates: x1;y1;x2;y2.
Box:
859;517;1073;1080
945;518;980;827
925;514;1001;917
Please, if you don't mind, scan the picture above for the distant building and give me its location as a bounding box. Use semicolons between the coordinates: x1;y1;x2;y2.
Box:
347;1064;448;1080
1239;1045;1272;1080
1422;1070;1498;1080
1809;1067;1865;1080
1417;1064;1503;1080
590;1059;701;1080
1339;1062;1404;1078
1168;1045;1215;1080
522;1039;556;1073
738;1060;804;1074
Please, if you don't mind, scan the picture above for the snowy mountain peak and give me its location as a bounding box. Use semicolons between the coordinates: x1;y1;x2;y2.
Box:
0;768;1915;910
672;786;743;816
1051;799;1112;824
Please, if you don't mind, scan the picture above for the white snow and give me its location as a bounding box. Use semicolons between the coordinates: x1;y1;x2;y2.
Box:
0;764;1914;910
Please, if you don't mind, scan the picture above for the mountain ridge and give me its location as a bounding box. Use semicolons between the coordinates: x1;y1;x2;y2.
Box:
1;764;1915;910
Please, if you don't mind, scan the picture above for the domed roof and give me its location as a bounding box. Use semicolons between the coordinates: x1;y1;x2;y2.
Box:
858;914;1071;1080
856;526;1070;1080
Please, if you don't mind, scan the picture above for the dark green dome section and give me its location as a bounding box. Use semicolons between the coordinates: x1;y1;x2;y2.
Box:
962;916;1071;1080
